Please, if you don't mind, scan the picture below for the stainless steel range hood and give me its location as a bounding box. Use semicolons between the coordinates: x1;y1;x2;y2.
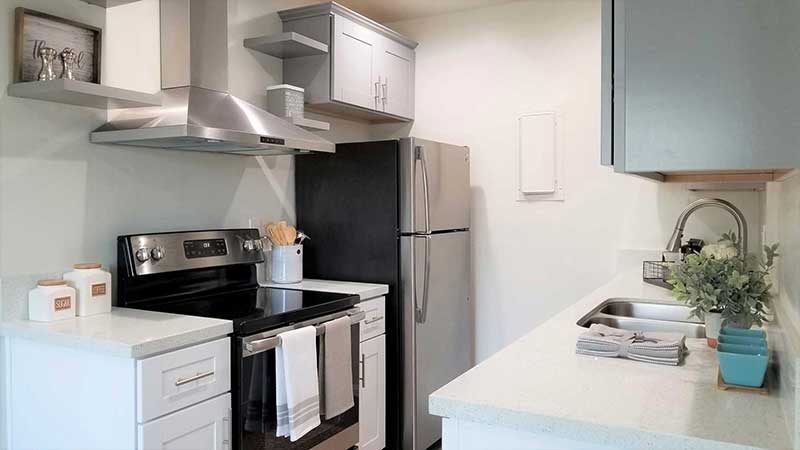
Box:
91;0;334;155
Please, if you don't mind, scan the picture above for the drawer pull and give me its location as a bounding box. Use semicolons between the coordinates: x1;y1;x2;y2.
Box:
175;370;215;386
364;316;384;325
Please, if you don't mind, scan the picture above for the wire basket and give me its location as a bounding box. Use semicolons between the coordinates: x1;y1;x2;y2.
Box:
643;261;675;290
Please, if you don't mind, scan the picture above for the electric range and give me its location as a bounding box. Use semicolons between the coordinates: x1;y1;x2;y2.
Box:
117;229;363;450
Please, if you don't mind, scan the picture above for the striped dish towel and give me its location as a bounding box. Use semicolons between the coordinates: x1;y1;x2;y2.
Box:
576;323;687;366
276;326;321;441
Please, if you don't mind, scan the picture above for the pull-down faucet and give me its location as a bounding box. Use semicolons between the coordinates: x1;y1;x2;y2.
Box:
666;198;748;256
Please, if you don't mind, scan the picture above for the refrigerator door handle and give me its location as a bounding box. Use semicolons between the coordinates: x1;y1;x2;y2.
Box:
414;235;432;323
416;145;432;234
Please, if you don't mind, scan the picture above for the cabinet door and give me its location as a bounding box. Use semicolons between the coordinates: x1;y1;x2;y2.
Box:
332;14;379;111
613;0;800;172
138;394;231;450
378;40;414;119
359;335;386;450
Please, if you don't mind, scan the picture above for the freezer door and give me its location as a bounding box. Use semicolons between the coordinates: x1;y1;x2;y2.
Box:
401;231;473;450
400;138;471;233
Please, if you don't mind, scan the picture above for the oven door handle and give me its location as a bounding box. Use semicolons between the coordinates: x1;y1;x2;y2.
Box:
244;311;366;356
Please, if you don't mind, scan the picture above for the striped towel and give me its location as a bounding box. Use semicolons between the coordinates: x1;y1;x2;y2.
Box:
276;326;321;441
576;323;687;366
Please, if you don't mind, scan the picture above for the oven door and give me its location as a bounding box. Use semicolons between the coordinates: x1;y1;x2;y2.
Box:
235;312;362;450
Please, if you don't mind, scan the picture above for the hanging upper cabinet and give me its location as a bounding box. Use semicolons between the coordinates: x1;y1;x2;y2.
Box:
602;0;800;181
280;2;417;122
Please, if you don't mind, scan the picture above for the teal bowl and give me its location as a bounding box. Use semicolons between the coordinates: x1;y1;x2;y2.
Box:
720;327;766;339
718;334;768;348
717;343;768;388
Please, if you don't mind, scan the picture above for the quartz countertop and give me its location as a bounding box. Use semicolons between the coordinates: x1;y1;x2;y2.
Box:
429;269;790;450
0;308;232;359
260;279;389;300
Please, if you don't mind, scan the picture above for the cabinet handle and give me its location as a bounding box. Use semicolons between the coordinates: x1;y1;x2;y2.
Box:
364;315;384;325
359;354;366;388
175;370;215;386
375;76;381;107
382;78;388;106
222;408;231;449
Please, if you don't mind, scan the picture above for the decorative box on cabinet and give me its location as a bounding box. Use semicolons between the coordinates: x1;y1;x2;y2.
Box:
278;2;417;123
601;0;800;182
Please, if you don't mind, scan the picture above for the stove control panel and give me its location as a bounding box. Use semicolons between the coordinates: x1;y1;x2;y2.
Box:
184;239;227;259
121;229;264;276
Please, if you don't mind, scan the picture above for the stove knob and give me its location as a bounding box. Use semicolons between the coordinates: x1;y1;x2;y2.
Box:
150;246;166;261
135;248;150;263
243;240;257;252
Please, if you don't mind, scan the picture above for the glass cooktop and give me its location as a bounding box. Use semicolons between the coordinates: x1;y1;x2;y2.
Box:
140;287;360;335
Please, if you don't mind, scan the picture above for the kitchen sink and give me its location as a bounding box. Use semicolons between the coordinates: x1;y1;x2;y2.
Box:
577;298;706;338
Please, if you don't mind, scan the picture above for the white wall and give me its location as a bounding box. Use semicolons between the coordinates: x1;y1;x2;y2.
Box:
0;0;370;284
764;175;800;446
384;0;766;361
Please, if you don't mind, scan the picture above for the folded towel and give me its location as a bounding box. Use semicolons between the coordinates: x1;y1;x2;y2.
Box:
323;316;355;419
576;323;687;366
276;326;321;441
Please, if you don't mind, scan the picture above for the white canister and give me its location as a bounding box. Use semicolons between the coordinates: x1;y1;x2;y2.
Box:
63;263;112;317
28;279;76;322
271;245;303;284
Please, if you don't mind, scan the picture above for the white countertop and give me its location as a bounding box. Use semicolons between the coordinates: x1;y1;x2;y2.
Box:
0;308;232;359
260;279;389;300
429;269;790;450
0;279;386;360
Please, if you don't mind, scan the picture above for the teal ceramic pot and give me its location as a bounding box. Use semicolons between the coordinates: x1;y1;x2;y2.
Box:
717;343;769;387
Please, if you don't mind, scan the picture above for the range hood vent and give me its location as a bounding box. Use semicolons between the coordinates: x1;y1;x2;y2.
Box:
91;0;333;155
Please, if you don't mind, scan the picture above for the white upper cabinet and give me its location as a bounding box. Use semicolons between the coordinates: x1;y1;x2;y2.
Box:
602;0;800;180
332;14;380;110
281;2;418;122
378;41;414;119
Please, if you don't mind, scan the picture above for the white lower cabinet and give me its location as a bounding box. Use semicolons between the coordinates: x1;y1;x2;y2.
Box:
359;333;386;450
138;393;231;450
3;336;231;450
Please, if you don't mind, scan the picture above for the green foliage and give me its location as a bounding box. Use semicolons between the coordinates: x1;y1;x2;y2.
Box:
668;232;779;328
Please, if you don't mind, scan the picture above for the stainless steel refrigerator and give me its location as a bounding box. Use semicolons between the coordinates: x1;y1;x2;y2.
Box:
296;137;474;450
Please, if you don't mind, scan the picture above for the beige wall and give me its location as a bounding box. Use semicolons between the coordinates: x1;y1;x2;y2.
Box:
384;0;766;360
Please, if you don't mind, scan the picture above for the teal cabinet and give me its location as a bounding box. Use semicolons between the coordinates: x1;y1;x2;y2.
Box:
602;0;800;177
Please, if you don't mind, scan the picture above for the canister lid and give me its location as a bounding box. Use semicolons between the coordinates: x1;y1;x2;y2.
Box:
37;279;66;287
73;263;102;270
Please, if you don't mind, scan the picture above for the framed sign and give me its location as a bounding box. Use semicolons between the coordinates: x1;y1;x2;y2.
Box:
13;8;102;83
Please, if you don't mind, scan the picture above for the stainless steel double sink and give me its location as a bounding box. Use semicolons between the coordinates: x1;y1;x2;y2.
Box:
577;298;706;338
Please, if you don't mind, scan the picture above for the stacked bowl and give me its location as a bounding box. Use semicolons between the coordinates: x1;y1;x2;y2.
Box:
717;328;769;388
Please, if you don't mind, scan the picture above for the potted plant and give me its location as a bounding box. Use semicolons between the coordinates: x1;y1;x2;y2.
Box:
667;232;779;347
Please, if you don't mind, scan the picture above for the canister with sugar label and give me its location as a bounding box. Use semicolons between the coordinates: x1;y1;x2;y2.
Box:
28;279;76;322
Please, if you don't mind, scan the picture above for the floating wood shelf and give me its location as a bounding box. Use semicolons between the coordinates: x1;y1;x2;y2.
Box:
244;32;328;59
290;115;330;131
82;0;141;7
7;79;161;110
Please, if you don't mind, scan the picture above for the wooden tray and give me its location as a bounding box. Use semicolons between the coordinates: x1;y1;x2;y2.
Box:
717;370;769;395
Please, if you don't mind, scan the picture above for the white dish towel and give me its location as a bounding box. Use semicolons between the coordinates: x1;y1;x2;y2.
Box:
323;316;355;418
276;326;321;441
